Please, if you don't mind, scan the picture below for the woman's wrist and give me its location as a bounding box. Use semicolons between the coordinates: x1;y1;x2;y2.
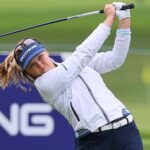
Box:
103;15;116;28
118;18;131;29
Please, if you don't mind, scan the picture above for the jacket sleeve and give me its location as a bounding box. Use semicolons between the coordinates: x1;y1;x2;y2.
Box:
34;23;111;102
88;29;131;74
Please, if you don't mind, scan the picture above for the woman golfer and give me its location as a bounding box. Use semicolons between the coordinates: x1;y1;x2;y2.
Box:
0;2;143;150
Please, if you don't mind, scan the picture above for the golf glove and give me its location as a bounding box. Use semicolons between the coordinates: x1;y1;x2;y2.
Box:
113;2;131;20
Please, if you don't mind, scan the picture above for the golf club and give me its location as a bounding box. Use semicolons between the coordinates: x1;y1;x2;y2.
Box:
0;3;134;38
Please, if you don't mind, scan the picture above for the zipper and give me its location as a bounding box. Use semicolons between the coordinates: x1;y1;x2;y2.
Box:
78;75;110;123
70;102;80;122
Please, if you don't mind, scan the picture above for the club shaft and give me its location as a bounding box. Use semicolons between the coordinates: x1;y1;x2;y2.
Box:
0;3;134;38
67;10;100;20
0;11;101;38
0;18;68;38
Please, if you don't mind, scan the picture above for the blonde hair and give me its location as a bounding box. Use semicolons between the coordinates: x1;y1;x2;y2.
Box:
0;38;38;91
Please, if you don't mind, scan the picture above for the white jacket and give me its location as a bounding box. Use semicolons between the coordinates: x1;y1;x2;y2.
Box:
34;23;131;132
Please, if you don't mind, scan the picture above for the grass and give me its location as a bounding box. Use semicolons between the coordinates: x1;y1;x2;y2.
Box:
0;0;150;49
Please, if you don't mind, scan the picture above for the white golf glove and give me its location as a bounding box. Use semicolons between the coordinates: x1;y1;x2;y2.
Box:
113;2;131;20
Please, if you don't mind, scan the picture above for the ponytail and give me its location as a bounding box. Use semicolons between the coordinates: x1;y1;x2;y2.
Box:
0;49;31;91
0;38;41;91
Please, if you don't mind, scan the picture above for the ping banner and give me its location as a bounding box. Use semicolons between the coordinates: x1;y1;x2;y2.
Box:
0;53;75;150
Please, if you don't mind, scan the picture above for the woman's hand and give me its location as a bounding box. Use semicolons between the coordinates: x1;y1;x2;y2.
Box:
103;4;116;28
113;2;131;29
104;4;116;19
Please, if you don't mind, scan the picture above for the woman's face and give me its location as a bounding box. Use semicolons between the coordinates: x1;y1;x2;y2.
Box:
25;51;55;78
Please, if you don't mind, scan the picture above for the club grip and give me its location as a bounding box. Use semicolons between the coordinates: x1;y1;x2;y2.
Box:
99;3;135;13
120;3;135;10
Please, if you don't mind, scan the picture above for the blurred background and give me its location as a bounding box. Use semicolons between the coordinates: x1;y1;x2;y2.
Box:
0;0;150;149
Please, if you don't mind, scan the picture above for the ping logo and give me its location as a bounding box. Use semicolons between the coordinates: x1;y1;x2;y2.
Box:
0;103;55;136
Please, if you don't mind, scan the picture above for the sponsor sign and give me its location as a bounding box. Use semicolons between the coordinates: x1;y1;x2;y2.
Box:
0;54;75;150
